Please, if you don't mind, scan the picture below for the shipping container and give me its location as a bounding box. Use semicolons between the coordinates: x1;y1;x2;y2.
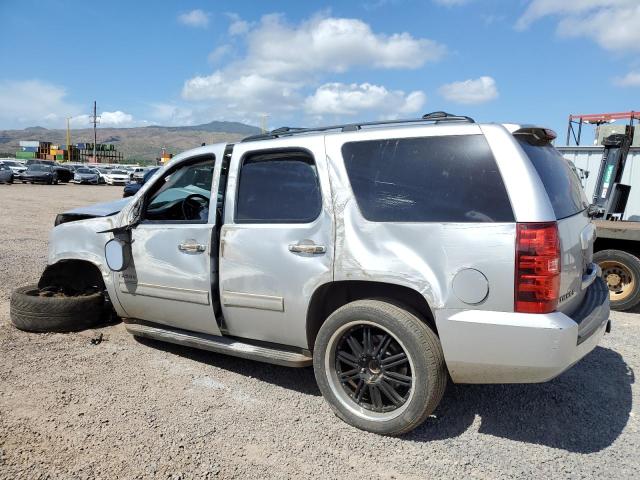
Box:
16;151;36;159
55;154;64;160
19;140;40;148
21;146;38;152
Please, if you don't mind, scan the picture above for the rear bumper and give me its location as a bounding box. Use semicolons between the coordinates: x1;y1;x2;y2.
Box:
436;278;610;384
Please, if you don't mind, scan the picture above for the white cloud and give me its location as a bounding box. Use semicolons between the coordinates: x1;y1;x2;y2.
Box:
0;79;83;128
239;14;445;76
227;13;250;36
183;72;302;115
208;44;232;63
181;13;445;120
614;71;640;87
516;1;640;52
0;80;140;129
304;82;426;117
178;9;210;28
438;76;498;104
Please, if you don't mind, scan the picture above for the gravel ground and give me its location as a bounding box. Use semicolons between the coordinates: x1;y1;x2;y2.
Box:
0;183;638;479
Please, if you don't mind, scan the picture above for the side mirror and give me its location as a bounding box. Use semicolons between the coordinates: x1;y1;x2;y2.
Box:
105;238;130;272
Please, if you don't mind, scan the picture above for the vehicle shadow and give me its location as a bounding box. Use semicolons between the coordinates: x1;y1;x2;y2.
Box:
134;336;321;397
137;338;633;452
408;346;634;453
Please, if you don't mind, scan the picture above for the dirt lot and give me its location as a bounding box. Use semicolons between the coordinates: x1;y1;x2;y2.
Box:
0;183;638;479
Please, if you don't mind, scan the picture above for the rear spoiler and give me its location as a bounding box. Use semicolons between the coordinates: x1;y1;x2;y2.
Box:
513;127;557;144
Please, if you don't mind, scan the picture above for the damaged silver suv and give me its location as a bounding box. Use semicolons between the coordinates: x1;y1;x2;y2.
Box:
11;112;610;435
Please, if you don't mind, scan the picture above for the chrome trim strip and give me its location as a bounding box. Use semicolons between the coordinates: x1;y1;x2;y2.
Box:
221;290;284;312
119;280;210;305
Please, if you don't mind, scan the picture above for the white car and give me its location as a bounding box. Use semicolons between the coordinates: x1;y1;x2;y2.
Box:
104;169;130;185
1;160;27;178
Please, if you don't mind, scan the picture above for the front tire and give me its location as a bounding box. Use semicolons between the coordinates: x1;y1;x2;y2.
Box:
313;299;446;435
595;249;640;311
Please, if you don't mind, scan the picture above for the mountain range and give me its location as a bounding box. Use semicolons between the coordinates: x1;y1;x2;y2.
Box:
0;121;262;162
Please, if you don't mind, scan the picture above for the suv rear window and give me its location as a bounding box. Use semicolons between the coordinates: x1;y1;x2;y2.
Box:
341;135;514;222
516;137;588;219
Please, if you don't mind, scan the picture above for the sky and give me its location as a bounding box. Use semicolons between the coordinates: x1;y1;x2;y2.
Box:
0;0;639;142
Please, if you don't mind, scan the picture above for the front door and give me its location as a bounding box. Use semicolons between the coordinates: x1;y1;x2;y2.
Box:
116;146;225;336
218;137;334;349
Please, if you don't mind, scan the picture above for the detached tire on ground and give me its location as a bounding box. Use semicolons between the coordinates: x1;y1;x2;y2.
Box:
313;299;447;436
10;285;104;333
595;249;640;311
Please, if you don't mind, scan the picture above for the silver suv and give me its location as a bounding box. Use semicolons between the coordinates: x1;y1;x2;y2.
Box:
15;112;610;435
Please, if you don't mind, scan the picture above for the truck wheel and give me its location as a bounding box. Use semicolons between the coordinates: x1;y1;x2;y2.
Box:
10;285;105;333
595;249;640;311
313;299;446;435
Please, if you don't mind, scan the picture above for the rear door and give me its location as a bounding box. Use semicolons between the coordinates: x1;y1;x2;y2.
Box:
218;136;334;349
515;135;593;314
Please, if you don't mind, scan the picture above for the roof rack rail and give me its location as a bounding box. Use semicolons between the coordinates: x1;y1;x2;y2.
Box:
241;111;475;142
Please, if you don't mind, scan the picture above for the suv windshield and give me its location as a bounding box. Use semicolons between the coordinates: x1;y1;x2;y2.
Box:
76;168;93;174
516;136;588;219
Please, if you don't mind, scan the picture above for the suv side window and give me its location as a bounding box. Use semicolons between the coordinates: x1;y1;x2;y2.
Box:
342;135;514;223
144;157;215;223
235;150;321;223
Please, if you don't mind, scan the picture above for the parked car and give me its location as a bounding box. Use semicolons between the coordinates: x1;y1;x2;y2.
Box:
104;169;131;186
0;163;14;184
11;112;610;435
21;164;59;184
72;167;103;185
123;167;160;197
23;160;72;183
0;160;27;179
130;167;146;181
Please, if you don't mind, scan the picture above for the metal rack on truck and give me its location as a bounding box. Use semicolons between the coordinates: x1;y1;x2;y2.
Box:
559;111;640;310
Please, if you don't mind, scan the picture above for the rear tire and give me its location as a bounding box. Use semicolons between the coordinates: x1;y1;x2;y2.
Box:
313;299;446;435
594;249;640;311
10;285;105;332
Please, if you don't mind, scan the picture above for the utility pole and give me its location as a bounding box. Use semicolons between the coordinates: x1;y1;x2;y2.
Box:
260;114;270;133
90;101;100;163
66;117;71;162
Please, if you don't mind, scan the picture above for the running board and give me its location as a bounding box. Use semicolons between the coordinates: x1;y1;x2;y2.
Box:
124;321;312;367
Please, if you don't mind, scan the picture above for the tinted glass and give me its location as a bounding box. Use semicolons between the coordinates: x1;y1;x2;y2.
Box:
516;137;588;219
29;165;51;172
235;153;321;223
342;135;514;222
77;168;93;174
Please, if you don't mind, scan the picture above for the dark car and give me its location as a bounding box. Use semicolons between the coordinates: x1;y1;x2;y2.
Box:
123;167;160;197
24;160;73;183
21;164;58;184
0;163;14;184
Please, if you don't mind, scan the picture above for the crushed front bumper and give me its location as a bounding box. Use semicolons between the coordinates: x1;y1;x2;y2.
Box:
436;278;610;384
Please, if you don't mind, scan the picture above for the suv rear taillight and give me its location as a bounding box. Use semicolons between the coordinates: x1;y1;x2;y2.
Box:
515;222;560;314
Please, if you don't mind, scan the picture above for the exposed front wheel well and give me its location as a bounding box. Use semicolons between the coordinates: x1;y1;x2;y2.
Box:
306;280;436;351
38;260;106;294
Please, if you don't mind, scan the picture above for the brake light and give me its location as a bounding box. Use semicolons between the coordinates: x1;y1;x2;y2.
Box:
515;222;560;314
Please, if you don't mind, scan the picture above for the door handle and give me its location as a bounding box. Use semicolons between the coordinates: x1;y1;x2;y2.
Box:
179;240;206;253
288;242;326;254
